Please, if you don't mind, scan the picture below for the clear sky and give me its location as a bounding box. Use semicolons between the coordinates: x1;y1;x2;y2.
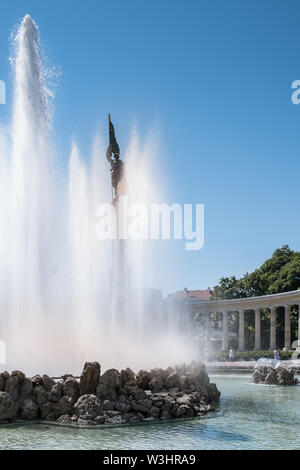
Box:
0;0;299;295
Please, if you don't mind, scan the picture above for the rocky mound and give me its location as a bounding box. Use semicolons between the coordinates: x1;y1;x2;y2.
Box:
253;366;298;385
0;362;220;426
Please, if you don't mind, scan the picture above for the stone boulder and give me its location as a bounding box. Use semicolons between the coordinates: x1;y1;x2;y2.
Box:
265;369;277;385
120;368;136;387
41;375;56;392
136;370;151;389
0;391;18;421
20;378;33;399
252;366;298;385
206;383;221;402
0;371;10;383
63;377;79;398
79;362;101;395
164;372;181;389
31;375;42;386
50;382;63;402
96;369;120;401
33;385;49;405
52;396;74;418
11;370;25;382
149;377;164;393
19;399;38;420
4;375;20;401
73;394;102;420
40;402;53;419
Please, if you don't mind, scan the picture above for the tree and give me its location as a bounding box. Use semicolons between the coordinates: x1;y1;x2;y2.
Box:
212;245;300;348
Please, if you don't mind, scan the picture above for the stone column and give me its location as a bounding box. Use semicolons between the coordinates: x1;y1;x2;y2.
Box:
206;312;211;352
297;304;300;350
222;311;228;350
254;308;261;350
284;305;291;349
270;306;277;350
238;310;245;351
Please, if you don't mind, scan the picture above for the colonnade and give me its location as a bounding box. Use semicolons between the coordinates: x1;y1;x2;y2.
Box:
204;304;300;350
182;290;300;351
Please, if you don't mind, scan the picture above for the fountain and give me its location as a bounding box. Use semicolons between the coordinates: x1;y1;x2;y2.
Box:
0;15;198;376
252;358;298;385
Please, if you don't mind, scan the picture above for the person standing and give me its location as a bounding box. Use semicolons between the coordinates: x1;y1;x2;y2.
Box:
229;348;235;362
274;348;280;361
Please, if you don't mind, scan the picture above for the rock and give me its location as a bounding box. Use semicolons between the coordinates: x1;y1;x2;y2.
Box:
115;402;131;413
107;410;121;417
151;396;164;407
118;394;130;405
0;377;3;392
97;369;120;401
165;372;181;389
130;402;148;415
33;385;49;405
160;410;172;420
120;368;136;387
206;383;220;402
253;369;265;384
105;415;123;425
52;396;74;418
40;402;53;419
11;370;25;382
77;418;95;426
61;374;74;381
122;412;141;423
95;415;107;424
175;404;191;417
57;414;73;424
149;377;164;393
41;375;56;392
130;389;147;401
20;378;33;399
136;370;151;389
45;413;56;421
5;375;20;401
31;375;42;386
138;398;152;409
0;391;18;420
102;399;114;411
101;369;120;389
79;362;101;395
252;366;298;386
50;382;63;402
63;377;79;398
265;370;277;385
19;399;38;420
148;406;160;418
0;371;10;383
177;394;193;406
73;394;102;420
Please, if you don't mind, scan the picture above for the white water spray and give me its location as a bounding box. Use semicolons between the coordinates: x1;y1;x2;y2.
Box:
0;15;198;376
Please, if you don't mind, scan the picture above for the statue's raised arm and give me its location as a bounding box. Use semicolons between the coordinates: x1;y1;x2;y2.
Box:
106;114;126;201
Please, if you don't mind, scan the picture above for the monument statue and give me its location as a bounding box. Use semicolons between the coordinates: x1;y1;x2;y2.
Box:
106;114;126;202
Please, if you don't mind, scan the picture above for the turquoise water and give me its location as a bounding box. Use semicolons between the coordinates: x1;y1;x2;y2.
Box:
0;374;299;450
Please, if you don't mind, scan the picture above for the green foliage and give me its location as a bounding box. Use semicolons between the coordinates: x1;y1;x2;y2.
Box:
212;245;300;347
210;350;293;362
213;245;300;299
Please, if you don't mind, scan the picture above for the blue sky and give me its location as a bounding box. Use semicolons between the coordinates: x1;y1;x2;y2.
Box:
0;0;299;294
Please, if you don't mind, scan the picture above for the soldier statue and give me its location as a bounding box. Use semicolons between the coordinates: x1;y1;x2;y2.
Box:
106;114;126;202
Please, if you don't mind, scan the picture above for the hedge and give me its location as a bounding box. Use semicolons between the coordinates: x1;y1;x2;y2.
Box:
210;350;293;362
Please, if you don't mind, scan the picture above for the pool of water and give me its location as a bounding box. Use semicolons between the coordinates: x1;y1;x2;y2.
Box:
0;374;299;449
